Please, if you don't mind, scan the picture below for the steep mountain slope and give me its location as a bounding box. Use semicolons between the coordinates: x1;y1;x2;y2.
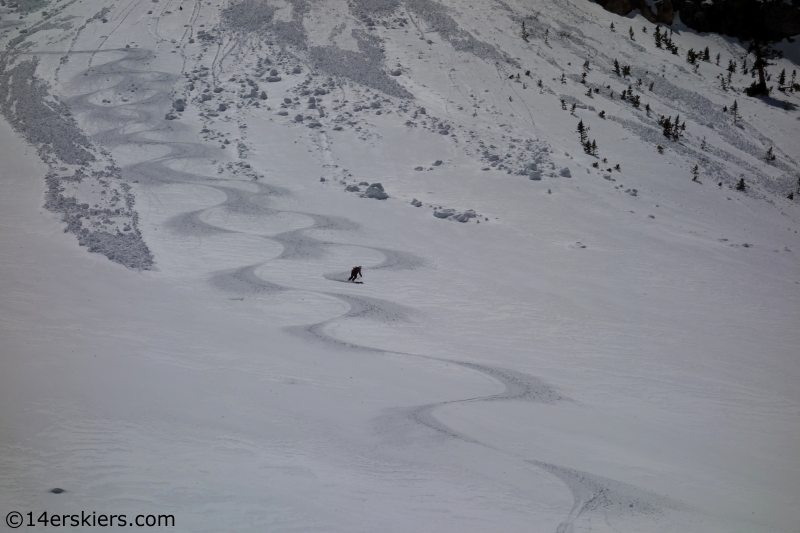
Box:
1;1;799;532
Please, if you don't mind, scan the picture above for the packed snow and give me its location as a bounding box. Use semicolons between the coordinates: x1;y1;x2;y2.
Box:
1;0;799;532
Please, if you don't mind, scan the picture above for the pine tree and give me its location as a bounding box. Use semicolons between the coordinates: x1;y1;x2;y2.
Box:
731;100;739;123
581;72;587;84
622;65;631;77
779;69;786;86
654;26;663;49
577;120;588;143
583;60;590;70
560;72;567;84
591;139;598;156
649;81;654;91
538;79;543;88
686;48;697;65
692;164;699;181
629;26;635;40
598;110;606;118
701;137;707;151
715;53;720;66
728;60;737;74
792;70;797;89
661;116;673;138
789;192;795;200
645;103;651;117
521;21;530;42
614;59;621;76
610;22;615;31
632;95;641;108
703;47;710;62
735;178;746;191
766;147;775;161
560;99;567;110
742;58;749;74
583;140;592;154
571;103;577;114
657;145;664;154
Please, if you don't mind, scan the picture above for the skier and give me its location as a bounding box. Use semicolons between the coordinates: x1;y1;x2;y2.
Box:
348;266;362;282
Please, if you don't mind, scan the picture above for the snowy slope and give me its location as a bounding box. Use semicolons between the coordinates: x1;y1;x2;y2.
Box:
1;0;799;532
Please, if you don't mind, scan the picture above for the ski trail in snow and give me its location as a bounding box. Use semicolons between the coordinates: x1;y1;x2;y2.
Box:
63;39;686;533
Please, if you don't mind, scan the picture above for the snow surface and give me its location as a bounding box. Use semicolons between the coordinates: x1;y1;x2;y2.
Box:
1;0;800;532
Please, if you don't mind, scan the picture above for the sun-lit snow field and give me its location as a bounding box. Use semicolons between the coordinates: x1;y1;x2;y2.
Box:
1;0;799;531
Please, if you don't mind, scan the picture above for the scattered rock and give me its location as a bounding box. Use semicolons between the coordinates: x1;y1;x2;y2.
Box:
411;198;422;207
363;183;389;200
560;167;571;178
433;160;442;166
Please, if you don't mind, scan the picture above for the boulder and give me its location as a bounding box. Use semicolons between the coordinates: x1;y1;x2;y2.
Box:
363;183;388;200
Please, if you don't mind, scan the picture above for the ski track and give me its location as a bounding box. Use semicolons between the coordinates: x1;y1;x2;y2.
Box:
34;1;716;529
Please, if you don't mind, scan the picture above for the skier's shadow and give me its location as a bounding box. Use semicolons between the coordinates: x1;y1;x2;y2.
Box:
323;271;364;284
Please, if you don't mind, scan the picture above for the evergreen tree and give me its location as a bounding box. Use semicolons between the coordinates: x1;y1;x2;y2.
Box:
766;147;776;161
629;26;635;40
701;137;707;151
692;164;699;181
560;99;567;110
739;0;785;97
728;59;737;74
686;48;698;65
657;145;664;154
654;26;663;49
703;47;710;62
571;103;577;114
645;103;651;117
735;178;746;191
598;110;606;118
649;81;654;91
731;100;740;123
591;140;598;156
577;120;588;143
610;22;615;31
583;140;592;155
715;53;720;66
622;65;631;77
778;69;786;86
614;59;621;76
661;116;673;138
